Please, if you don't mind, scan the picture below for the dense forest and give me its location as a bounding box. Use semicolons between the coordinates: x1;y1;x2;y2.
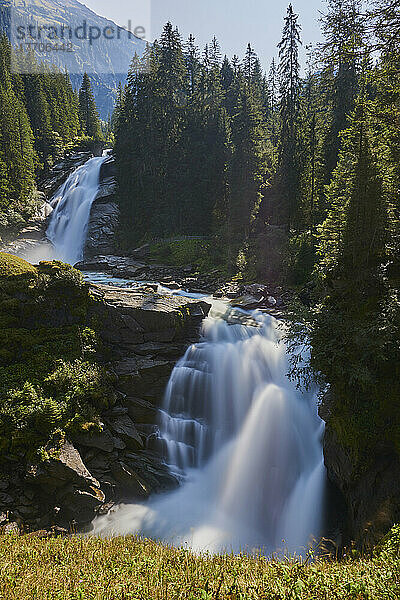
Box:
0;37;103;235
115;0;400;457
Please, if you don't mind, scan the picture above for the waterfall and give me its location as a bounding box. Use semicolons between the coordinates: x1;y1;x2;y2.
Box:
46;156;106;265
94;303;326;555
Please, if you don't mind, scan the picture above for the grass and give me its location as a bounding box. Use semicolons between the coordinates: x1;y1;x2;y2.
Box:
0;533;399;599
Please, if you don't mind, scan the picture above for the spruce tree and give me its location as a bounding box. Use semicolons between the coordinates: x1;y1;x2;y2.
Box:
78;73;102;140
319;0;364;181
276;4;302;228
209;36;222;69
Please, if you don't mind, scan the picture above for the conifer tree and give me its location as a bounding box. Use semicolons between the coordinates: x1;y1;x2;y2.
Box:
319;0;364;180
228;76;267;244
78;73;102;140
276;4;302;228
243;43;258;85
184;35;201;94
209;36;222;69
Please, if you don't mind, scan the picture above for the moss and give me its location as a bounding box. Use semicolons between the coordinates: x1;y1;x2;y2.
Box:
0;252;37;279
0;258;114;462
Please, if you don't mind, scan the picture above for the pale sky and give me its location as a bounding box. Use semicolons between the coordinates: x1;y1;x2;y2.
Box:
81;0;325;70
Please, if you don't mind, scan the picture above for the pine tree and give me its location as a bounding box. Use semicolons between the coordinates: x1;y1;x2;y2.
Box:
276;4;302;228
221;56;234;91
209;36;222;69
319;0;364;181
243;43;257;85
78;73;102;140
268;58;279;147
184;35;201;94
228;76;267;245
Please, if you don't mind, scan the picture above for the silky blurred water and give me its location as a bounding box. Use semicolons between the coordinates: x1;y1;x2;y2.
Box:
94;304;326;555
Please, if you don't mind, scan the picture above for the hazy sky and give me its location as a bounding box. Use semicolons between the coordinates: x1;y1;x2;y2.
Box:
81;0;325;70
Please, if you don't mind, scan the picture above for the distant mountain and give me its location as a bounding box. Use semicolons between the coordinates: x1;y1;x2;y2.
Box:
2;0;146;118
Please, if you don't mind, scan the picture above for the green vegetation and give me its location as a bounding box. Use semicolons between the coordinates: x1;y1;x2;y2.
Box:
0;525;399;599
78;73;103;141
0;36;103;238
150;239;211;269
0;252;36;278
0;253;114;461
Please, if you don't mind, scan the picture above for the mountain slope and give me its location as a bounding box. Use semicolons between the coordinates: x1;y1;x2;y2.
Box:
3;0;146;117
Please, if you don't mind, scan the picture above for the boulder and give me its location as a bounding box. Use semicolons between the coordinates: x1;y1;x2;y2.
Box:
105;414;143;451
27;440;100;491
110;462;150;498
92;285;211;353
23;440;106;527
125;397;158;424
73;429;115;453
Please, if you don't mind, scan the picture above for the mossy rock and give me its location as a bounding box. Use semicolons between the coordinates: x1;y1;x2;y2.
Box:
0;252;37;279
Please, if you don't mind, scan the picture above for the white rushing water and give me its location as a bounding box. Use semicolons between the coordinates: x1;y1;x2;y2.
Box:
46;156;107;265
94;303;326;555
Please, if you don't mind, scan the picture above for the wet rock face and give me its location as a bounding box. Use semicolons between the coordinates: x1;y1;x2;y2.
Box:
85;156;119;258
40;152;93;199
25;440;105;528
323;412;400;549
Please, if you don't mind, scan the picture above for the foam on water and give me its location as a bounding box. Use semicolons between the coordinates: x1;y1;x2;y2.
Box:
93;305;326;555
46;156;107;265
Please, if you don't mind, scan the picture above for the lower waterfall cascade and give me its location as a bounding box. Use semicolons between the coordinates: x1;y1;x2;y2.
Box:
94;302;326;555
46;156;107;265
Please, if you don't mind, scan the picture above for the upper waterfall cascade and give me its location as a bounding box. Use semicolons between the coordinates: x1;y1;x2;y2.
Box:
94;303;326;555
46;156;107;265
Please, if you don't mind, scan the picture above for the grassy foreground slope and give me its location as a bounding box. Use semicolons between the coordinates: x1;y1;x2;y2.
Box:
0;528;399;600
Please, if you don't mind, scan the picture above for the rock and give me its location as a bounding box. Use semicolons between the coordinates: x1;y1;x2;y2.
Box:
93;285;211;350
232;294;264;309
85;453;112;475
73;429;115;453
97;501;115;516
1;521;20;535
0;493;14;506
60;488;105;523
28;440;100;491
25;440;106;526
131;342;184;359
112;436;126;450
106;414;143;451
115;357;174;403
104;406;129;417
110;462;150;498
323;406;400;549
0;480;9;491
125;397;158;424
129;244;150;259
15;505;38;518
160;281;181;290
84;156;119;257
